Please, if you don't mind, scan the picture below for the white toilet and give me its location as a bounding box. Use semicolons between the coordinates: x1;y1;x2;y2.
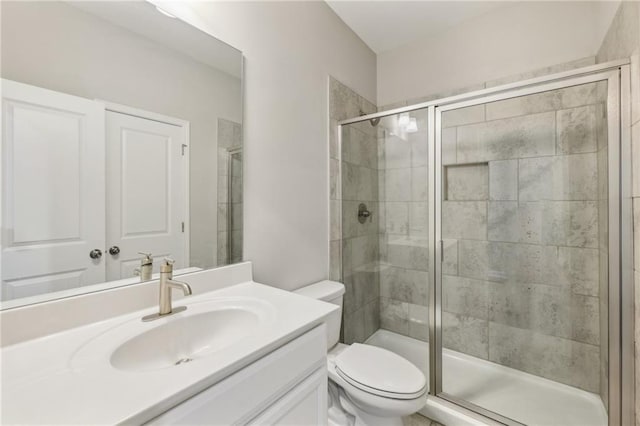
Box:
295;280;427;426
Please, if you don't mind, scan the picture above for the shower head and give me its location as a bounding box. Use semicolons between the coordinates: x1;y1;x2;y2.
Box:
359;110;380;127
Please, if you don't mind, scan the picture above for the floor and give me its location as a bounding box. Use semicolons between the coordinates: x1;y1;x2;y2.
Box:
403;413;443;426
366;329;608;426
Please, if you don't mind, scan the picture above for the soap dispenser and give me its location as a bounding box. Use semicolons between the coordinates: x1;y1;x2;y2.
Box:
133;252;153;282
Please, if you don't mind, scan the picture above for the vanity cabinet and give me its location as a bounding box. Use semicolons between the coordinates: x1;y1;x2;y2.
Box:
146;325;327;425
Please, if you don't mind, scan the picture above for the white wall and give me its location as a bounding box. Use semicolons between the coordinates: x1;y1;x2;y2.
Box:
154;1;377;291
1;1;242;270
377;1;619;106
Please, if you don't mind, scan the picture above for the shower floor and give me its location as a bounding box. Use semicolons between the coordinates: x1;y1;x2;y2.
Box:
365;329;607;426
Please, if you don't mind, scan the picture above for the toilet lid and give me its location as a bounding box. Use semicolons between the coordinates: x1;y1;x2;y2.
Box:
335;344;427;399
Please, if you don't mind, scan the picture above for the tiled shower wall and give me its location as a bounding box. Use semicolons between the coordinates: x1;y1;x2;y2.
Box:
595;1;640;423
438;83;607;394
217;118;243;266
329;77;379;344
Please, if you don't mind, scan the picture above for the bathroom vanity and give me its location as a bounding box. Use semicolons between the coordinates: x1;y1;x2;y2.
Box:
148;325;327;425
0;264;336;424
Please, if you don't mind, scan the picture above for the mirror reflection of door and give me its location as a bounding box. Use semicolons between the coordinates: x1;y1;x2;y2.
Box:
1;80;189;300
105;108;188;281
1;79;106;300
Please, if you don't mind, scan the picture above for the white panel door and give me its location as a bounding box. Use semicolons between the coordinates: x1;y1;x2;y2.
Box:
1;79;105;300
106;110;186;280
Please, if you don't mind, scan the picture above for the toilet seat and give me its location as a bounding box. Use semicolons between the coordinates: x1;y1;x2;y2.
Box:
334;343;427;400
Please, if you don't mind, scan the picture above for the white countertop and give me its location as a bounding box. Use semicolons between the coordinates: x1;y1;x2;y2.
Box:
1;281;337;425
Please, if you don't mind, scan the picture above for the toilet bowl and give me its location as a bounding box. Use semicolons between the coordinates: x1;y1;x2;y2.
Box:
294;281;427;426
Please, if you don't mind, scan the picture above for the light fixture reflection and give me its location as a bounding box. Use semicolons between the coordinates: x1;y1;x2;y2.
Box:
398;113;410;127
406;117;418;133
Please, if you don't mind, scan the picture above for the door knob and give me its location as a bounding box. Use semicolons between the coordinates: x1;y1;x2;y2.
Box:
89;249;102;259
109;246;120;256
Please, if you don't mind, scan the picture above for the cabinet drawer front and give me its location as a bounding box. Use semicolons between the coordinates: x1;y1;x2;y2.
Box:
249;367;327;426
146;324;327;425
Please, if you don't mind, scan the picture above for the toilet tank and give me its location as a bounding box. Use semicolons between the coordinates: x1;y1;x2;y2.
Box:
294;280;344;349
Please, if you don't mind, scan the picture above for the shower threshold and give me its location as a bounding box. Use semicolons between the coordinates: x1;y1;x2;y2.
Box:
365;329;607;426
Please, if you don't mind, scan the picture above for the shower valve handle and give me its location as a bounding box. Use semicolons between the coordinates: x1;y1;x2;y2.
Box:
358;203;372;224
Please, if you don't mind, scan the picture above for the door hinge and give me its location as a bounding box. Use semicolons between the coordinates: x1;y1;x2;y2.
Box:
181;144;188;156
181;222;185;232
440;240;444;263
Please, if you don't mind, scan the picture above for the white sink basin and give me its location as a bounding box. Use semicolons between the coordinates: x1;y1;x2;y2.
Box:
112;308;261;371
71;297;277;373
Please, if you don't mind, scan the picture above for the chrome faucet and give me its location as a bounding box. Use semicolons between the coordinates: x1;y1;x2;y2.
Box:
133;252;153;282
142;258;192;322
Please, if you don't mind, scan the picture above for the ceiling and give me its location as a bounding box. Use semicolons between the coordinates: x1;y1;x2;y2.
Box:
326;1;510;53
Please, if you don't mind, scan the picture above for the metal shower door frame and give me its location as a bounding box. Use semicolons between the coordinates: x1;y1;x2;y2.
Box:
430;65;630;426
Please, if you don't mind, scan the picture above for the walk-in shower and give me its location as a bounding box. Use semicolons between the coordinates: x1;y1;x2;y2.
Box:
336;60;633;425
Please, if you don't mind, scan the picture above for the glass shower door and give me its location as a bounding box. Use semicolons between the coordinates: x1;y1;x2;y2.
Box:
434;74;618;425
339;108;432;353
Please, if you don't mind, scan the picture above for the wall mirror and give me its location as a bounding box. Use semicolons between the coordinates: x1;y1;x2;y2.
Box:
0;1;243;309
